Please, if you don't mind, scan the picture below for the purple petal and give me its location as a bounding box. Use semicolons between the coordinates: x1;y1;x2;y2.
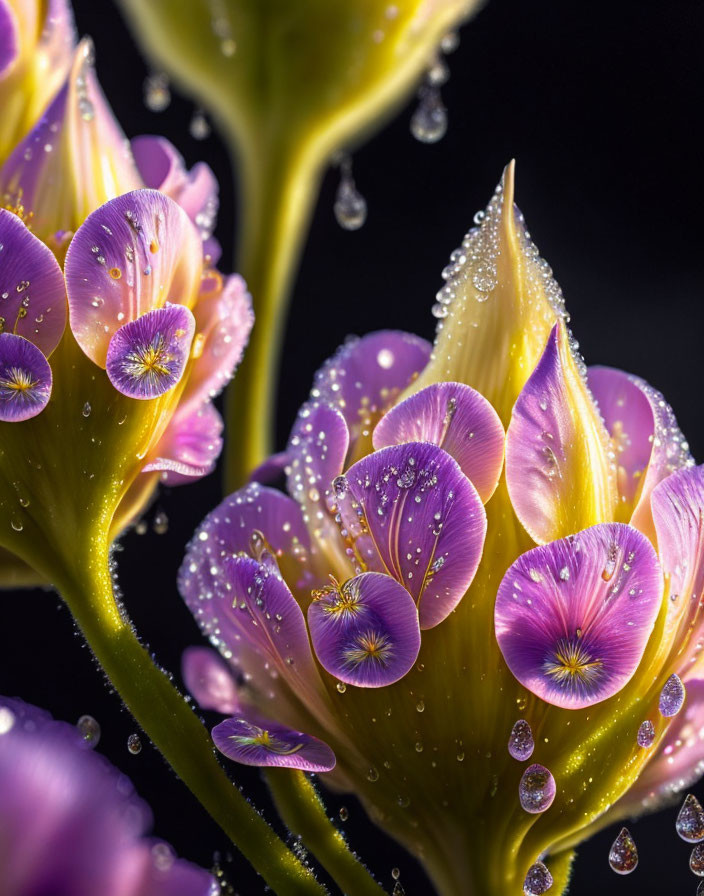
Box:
505;323;615;544
0;333;52;421
130;842;218;896
312;330;430;448
179;273;252;415
0;209;66;356
287;400;349;533
106;304;194;399
64;189;202;367
0;40;142;241
589;366;692;539
652;466;704;657
373;382;505;502
181;646;239;714
131;136;219;242
143;402;222;485
249;451;290;486
212;712;335;772
308;572;421;687
495;523;662;708
0;2;18;78
343;442;487;629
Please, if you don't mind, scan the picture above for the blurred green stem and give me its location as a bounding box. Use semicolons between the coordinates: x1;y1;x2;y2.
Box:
225;135;322;490
57;535;327;896
267;769;388;896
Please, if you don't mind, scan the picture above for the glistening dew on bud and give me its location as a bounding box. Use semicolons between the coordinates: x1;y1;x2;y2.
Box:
179;165;704;896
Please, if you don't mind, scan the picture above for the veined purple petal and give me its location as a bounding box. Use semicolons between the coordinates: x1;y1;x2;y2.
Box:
0;209;66;356
131;136;219;243
373;382;505;502
0;40;142;241
0;333;52;421
143;401;222;485
287;400;349;528
589;366;692;539
312;331;430;442
180;273;252;415
505;323;615;544
249;451;290;486
181;646;239;714
64;189;202;367
495;523;662;708
343;442;487;629
308;572;421;687
179;482;312;620
652;466;704;658
212;712;335;772
0;2;18;78
106;304;194;399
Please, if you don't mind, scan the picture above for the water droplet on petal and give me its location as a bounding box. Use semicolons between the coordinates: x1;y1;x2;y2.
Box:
677;794;704;842
143;72;170;112
659;673;685;717
691;843;704;876
509;719;535;761
82;401;91;418
608;827;638;874
367;767;379;782
519;764;556;813
127;733;142;755
637;720;655;748
334;158;367;230
410;87;447;144
77;714;101;748
523;861;553;895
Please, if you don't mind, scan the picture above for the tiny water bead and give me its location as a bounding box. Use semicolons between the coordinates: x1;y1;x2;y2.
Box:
523;861;553;895
659;673;685;717
82;401;91;418
76;714;100;748
127;733;142;755
637;720;656;748
410;86;447;144
333;158;367;231
518;764;556;814
153;511;169;535
508;719;535;761
189;109;211;140
677;794;704;843
143;72;171;112
391;867;400;880
608;827;638;875
338;806;349;822
691;844;704;876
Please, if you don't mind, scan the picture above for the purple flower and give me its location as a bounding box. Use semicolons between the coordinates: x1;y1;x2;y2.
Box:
0;695;216;896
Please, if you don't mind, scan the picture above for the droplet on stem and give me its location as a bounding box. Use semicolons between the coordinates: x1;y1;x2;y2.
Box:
523;861;553;895
508;719;535;761
519;764;556;813
334;157;367;231
659;673;685;717
636;720;655;748
608;827;638;874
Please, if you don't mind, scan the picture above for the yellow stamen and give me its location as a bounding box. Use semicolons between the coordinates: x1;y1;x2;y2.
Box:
544;637;603;688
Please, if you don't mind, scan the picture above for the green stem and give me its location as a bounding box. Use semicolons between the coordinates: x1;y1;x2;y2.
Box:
56;538;327;896
267;769;388;896
224;136;322;490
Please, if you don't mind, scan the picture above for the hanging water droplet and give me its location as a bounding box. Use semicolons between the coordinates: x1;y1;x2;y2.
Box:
698;881;704;895
391;868;401;881
440;30;459;53
410;87;447;144
334;158;367;231
189;109;211;140
608;827;638;874
508;719;535;761
518;764;556;814
691;843;704;876
523;861;553;895
127;733;142;755
143;73;171;112
637;720;655;748
338;806;349;821
427;55;449;86
677;794;704;842
135;519;148;535
659;673;685;717
392;883;405;896
153;511;169;535
77;714;101;748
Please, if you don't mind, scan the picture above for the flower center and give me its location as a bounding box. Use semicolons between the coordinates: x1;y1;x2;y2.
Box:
344;629;393;667
0;366;37;397
543;636;603;688
229;724;303;756
124;336;172;385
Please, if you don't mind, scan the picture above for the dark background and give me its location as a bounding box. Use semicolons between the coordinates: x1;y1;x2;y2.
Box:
3;0;704;893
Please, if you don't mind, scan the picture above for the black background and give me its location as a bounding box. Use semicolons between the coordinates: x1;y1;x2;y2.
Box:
4;0;704;893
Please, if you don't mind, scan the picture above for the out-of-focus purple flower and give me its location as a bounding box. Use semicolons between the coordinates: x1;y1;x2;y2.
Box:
0;695;216;896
